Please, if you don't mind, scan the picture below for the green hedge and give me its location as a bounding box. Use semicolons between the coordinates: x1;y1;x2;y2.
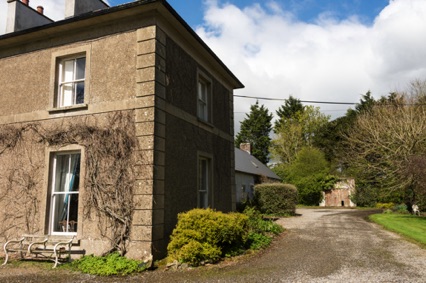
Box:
167;208;249;266
254;183;298;216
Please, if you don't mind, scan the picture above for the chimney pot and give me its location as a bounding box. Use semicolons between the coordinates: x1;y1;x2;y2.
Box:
37;6;44;14
240;143;251;154
22;0;29;5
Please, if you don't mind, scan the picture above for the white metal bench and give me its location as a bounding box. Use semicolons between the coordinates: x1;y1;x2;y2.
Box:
412;204;421;216
2;234;75;268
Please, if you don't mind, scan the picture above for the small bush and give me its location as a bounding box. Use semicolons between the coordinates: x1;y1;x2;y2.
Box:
244;207;283;235
254;183;298;216
71;253;146;276
167;208;249;266
247;233;271;250
393;203;409;214
244;207;284;250
376;202;395;210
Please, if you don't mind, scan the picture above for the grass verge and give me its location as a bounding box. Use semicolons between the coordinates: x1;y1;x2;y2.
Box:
369;213;426;247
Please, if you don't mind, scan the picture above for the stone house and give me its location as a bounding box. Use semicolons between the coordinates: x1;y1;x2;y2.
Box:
319;178;356;208
235;144;281;205
0;0;243;260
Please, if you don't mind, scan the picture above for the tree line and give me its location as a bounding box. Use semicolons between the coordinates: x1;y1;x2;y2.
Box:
235;79;426;210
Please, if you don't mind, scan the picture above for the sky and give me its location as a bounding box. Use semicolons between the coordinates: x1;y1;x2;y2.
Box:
1;0;426;131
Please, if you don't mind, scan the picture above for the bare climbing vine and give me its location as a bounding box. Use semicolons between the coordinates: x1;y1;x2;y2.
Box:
0;111;139;255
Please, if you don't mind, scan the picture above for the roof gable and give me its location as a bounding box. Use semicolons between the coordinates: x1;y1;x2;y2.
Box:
235;148;281;180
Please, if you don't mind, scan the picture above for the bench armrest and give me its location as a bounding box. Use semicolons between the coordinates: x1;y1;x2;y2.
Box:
28;238;48;252
53;237;74;252
3;237;25;251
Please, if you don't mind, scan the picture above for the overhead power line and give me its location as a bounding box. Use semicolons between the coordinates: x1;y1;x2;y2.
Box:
233;94;357;105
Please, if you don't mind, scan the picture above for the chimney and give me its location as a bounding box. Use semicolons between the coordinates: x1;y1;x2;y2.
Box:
6;0;53;33
65;0;109;18
37;6;44;14
240;143;251;154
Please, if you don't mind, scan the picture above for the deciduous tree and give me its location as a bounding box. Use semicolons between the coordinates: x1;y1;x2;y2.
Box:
344;83;426;208
271;105;329;164
274;147;336;205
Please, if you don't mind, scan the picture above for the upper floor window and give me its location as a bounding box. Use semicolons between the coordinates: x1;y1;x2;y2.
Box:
57;56;86;107
197;73;212;122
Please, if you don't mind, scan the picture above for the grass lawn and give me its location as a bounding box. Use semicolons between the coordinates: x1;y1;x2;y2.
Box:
369;213;426;247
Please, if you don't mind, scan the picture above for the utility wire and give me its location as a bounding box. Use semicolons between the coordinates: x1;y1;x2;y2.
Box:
234;95;426;107
234;94;357;105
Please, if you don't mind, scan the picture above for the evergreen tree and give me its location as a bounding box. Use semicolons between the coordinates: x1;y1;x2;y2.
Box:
235;101;272;164
314;91;377;165
274;96;304;132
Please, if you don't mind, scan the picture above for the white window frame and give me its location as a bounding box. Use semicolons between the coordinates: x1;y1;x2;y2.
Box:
49;46;91;112
197;71;212;122
57;56;86;108
49;152;81;235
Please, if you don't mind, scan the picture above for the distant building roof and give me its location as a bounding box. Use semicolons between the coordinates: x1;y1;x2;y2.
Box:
235;148;281;180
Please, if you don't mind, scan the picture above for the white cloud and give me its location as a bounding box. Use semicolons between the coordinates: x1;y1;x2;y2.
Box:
2;0;426;133
196;0;426;133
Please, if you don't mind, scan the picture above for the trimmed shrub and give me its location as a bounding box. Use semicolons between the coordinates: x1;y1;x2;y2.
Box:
167;208;249;266
254;183;298;216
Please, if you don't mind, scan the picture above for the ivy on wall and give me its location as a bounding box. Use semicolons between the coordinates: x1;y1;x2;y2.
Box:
0;111;140;255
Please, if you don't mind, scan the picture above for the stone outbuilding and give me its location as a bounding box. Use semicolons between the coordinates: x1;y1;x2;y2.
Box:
320;178;356;207
0;0;243;260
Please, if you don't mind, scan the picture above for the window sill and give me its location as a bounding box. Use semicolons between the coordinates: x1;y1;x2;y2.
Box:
49;232;78;236
48;104;88;114
197;118;214;128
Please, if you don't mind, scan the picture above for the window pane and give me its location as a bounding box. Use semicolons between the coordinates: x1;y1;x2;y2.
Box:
197;79;209;121
63;60;75;82
198;81;208;103
54;154;80;193
52;194;65;232
199;191;208;209
199;158;209;208
76;82;85;104
52;194;79;233
76;58;86;80
198;101;206;121
61;83;74;107
200;160;208;189
54;155;69;193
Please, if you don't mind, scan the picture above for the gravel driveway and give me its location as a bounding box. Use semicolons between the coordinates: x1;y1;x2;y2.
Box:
1;208;426;282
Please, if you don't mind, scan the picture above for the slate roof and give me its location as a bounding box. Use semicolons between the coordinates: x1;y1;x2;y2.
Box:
235;148;281;180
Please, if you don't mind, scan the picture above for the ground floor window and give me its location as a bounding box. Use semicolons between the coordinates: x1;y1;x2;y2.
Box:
49;152;80;234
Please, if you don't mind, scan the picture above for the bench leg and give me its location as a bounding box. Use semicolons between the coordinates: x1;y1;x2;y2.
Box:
53;250;60;268
53;256;59;268
2;243;9;266
2;253;9;266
